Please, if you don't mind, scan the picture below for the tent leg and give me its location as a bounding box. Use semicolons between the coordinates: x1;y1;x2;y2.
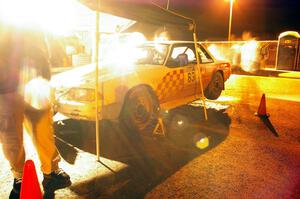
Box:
95;1;101;162
193;32;208;121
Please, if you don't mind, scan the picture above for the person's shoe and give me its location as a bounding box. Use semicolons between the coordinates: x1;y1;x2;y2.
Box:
42;169;71;192
9;178;22;199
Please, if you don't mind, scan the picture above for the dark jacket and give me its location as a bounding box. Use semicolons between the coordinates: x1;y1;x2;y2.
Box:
0;26;51;94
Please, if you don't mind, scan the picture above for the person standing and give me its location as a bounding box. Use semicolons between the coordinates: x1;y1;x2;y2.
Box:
0;24;71;198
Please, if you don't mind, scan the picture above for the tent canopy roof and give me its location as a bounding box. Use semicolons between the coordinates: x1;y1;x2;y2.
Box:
79;0;194;30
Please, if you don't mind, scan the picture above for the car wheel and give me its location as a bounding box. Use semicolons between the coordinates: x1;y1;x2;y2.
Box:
120;86;159;134
204;71;224;100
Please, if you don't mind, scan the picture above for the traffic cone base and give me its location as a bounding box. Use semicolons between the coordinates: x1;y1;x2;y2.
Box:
20;160;42;199
255;93;270;118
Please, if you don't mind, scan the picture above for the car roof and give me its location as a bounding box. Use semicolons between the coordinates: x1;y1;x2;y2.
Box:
146;40;198;45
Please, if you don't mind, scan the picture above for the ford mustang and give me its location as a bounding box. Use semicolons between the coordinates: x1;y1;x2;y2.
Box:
51;41;231;133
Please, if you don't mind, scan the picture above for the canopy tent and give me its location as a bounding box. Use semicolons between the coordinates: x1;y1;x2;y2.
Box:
79;0;195;31
77;0;207;161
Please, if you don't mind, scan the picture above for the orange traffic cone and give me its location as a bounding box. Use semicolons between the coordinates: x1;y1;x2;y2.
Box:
20;160;42;199
255;93;270;118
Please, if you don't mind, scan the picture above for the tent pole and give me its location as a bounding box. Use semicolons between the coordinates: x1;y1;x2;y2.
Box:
192;23;208;120
95;0;100;161
166;0;170;10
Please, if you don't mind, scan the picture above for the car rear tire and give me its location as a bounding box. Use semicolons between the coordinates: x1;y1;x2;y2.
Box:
120;86;159;134
204;71;224;100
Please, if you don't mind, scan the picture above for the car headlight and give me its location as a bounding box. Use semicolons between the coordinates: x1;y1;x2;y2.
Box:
65;88;97;102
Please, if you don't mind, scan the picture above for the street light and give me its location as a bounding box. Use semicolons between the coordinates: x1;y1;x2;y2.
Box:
227;0;234;41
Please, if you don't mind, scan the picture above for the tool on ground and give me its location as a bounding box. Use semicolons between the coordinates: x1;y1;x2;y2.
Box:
153;117;166;136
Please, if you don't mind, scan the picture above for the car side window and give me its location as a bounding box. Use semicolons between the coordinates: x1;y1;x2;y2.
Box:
171;47;196;62
197;45;214;64
167;45;196;67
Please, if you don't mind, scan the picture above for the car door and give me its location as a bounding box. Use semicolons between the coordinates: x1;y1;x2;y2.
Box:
161;44;197;102
195;44;215;95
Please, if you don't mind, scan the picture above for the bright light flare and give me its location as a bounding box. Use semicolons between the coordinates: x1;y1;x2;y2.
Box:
102;32;147;74
51;64;96;88
240;40;258;71
214;96;237;102
207;39;259;72
195;137;209;149
24;77;52;110
52;33;148;88
208;44;227;61
177;120;184;126
154;31;169;42
231;44;241;51
0;0;88;35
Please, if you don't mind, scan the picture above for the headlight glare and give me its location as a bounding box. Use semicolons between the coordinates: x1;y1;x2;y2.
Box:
66;88;98;102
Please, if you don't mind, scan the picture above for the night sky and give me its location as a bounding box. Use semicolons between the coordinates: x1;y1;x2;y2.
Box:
153;0;300;40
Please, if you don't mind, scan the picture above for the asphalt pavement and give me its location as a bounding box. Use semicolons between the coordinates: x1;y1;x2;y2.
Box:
146;74;300;199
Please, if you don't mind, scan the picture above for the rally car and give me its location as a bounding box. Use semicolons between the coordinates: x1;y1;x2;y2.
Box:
51;41;231;133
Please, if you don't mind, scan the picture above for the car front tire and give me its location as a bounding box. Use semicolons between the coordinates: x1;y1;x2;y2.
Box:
120;86;159;134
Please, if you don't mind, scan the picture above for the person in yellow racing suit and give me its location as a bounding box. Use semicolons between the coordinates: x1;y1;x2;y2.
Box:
0;24;71;198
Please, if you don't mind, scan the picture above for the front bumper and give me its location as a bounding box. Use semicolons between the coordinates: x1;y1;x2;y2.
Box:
54;100;99;121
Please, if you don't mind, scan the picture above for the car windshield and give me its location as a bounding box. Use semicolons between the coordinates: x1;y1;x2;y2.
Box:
135;44;169;65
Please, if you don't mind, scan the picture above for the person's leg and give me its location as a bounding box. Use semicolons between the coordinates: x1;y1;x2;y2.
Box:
0;92;25;198
24;108;60;174
24;107;71;192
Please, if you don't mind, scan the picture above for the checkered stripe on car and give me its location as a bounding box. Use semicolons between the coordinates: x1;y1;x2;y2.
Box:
156;69;184;101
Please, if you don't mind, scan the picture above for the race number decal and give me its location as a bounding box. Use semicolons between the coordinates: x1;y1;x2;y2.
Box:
188;70;195;83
